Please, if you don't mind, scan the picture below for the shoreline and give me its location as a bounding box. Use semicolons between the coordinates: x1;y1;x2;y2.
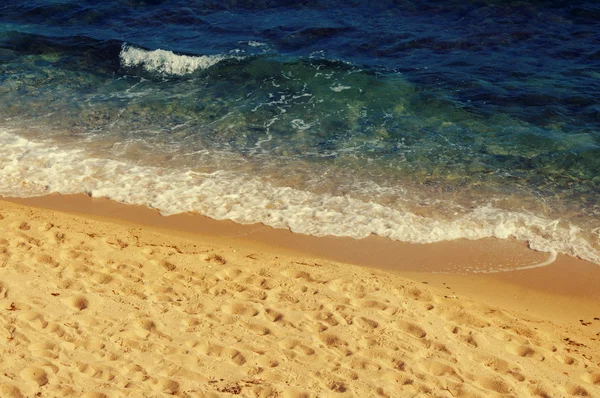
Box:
4;193;600;322
3;193;553;273
0;194;599;396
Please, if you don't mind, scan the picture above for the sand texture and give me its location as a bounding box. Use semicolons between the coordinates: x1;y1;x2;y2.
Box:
0;199;599;397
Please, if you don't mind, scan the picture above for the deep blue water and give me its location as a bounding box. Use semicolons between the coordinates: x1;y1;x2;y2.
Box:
1;1;599;266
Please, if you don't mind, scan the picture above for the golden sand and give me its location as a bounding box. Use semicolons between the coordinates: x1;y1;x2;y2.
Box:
0;196;599;397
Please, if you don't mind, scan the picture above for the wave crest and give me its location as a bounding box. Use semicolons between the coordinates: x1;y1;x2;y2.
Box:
119;45;233;76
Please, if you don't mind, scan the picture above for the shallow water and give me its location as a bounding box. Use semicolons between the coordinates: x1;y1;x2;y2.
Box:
1;1;599;265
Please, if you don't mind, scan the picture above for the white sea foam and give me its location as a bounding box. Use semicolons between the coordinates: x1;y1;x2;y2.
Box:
330;84;352;92
246;41;267;47
119;45;236;76
1;130;598;266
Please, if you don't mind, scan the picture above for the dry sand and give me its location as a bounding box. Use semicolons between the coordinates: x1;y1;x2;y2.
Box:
0;197;599;397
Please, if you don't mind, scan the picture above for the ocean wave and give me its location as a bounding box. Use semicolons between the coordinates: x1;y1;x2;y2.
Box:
1;130;598;266
119;45;239;76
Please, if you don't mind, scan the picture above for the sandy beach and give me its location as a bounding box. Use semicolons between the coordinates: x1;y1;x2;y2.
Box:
0;195;599;397
3;2;600;397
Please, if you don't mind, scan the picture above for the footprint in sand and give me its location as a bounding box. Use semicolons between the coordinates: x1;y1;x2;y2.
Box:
111;262;144;282
263;308;284;323
221;302;259;317
205;253;227;265
581;372;600;385
137;318;158;332
214;267;243;281
45;322;71;340
396;320;428;339
238;286;268;301
405;286;433;301
477;376;513;395
17;222;31;231
57;278;85;291
243;320;271;336
555;354;578;366
28;342;59;359
319;376;348;393
506;343;545;361
160;259;176;271
19;367;49;386
280;387;311;398
152;378;180;394
257;355;280;368
279;338;316;356
281;268;319;283
0;280;8;298
81;393;109;398
18;311;48;329
319;332;350;354
37;222;53;232
473;353;526;382
565;384;590;396
423;359;462;381
54;231;66;244
90;272;113;285
0;383;24;398
35;254;59;268
355;299;399;316
196;341;247;366
243;274;273;291
448;325;486;348
65;295;89;311
442;308;491;329
312;311;340;327
355;316;379;330
348;357;381;372
528;383;554;397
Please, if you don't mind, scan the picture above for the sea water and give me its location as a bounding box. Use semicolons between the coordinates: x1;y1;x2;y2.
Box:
1;1;599;265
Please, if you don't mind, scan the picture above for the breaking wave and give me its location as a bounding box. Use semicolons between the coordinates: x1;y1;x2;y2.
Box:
119;45;239;76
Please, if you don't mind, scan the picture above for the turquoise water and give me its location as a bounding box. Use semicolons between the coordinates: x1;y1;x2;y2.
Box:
1;1;599;265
